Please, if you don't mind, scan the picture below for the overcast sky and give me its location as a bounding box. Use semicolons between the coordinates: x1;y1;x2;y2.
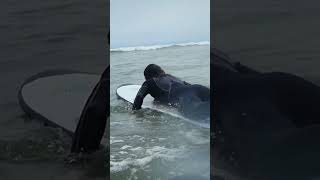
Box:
110;0;210;48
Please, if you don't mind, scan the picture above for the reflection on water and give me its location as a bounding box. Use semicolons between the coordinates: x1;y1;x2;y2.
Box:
0;0;108;179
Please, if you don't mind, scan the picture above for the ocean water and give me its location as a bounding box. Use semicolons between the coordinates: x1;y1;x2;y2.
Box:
0;0;108;179
110;43;210;180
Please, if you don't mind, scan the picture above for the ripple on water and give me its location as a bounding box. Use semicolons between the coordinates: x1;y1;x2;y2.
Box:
0;127;71;162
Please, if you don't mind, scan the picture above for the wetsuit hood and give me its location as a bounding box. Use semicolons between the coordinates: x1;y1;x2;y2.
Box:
144;64;165;80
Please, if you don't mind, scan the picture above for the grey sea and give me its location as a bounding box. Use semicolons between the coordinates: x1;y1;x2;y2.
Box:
110;43;210;180
213;0;320;179
0;0;108;179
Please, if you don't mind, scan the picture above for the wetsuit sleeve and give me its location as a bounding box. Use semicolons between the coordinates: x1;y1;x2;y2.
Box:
132;81;149;110
183;81;191;85
234;62;260;74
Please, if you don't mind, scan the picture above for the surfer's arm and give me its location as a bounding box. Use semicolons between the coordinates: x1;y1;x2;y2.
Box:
233;62;261;74
132;82;149;110
183;81;191;85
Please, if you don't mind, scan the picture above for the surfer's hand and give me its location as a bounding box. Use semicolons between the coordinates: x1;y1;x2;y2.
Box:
131;108;140;114
131;106;141;113
132;105;141;111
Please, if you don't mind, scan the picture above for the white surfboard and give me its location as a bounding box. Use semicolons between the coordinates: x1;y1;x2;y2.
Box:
116;84;210;128
18;70;108;145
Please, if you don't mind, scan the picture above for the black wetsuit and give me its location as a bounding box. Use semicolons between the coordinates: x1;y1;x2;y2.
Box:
212;48;320;179
133;74;210;121
71;67;109;153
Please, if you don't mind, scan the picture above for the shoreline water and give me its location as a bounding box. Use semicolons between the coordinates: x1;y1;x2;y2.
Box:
0;0;108;179
110;44;210;179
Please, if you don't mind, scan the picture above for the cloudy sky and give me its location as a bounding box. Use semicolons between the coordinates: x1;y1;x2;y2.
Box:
110;0;210;48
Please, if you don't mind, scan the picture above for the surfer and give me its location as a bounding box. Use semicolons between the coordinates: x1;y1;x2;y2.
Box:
132;64;210;121
212;47;320;179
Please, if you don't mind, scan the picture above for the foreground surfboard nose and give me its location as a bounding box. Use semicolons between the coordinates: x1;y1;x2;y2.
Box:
18;70;99;134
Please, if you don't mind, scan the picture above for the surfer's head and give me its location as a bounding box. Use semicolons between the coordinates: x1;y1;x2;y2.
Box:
144;64;165;80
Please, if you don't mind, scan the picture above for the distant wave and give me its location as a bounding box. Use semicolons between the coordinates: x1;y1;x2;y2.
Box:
111;41;210;52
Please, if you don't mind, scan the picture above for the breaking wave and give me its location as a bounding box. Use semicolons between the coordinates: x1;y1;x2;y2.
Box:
111;41;210;52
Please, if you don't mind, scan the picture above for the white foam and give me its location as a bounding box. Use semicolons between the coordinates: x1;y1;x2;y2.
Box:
111;41;210;52
120;145;133;150
176;41;210;46
110;145;187;173
130;147;144;151
183;129;210;145
119;151;128;155
132;135;141;138
110;139;125;144
110;158;132;172
111;122;124;125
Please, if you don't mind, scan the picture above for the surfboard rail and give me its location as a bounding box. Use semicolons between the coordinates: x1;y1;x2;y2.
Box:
116;83;135;100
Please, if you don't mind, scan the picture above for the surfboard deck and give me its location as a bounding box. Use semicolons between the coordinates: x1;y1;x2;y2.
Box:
116;84;210;128
18;70;102;135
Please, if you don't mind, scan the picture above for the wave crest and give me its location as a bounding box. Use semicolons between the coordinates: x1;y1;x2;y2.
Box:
111;41;210;52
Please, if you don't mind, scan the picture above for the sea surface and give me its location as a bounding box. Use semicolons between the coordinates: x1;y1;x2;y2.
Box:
110;42;210;180
0;0;108;179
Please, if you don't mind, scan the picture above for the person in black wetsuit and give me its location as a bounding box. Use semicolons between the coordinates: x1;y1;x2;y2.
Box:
212;47;320;179
133;64;210;121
